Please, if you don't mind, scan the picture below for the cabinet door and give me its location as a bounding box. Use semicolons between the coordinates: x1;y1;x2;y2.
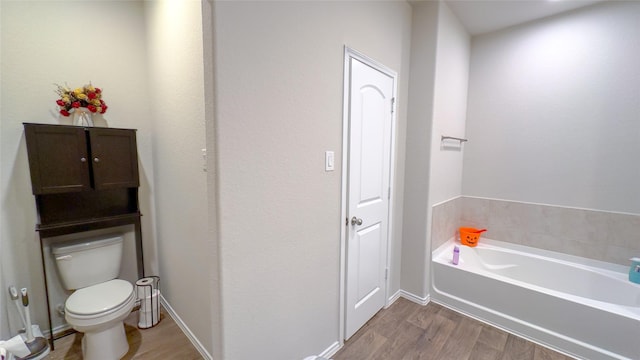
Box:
24;124;91;194
88;128;139;189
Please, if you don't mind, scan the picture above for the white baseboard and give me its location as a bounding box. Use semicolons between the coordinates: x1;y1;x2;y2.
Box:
319;341;341;359
160;294;213;360
387;289;403;306
388;289;430;307
397;290;430;306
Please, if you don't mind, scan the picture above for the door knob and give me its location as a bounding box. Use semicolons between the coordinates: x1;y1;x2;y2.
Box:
351;217;363;226
94;157;100;163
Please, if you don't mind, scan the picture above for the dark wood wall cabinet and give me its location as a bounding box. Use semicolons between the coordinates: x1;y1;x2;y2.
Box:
24;123;143;237
23;123;145;347
25;124;139;194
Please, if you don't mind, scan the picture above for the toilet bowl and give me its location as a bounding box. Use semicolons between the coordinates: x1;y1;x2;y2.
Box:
65;279;136;360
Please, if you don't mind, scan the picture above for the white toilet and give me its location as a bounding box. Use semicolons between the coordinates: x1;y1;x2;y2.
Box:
53;236;136;360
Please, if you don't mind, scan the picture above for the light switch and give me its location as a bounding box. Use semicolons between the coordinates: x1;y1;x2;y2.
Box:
202;149;207;172
325;151;335;171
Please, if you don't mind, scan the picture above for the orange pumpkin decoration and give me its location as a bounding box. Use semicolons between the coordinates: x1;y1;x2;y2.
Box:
459;227;487;247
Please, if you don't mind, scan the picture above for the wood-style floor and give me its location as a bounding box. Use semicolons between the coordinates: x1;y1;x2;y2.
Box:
47;299;575;360
47;310;203;359
333;298;575;360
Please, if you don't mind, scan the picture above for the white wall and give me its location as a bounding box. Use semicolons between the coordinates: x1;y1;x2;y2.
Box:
0;0;5;336
1;1;218;355
463;1;640;214
401;0;470;303
424;2;470;294
202;0;223;357
212;1;411;358
429;2;470;206
0;0;155;335
145;0;216;356
401;1;439;299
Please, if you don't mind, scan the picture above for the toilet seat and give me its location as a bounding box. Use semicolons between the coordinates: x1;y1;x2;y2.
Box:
66;279;134;320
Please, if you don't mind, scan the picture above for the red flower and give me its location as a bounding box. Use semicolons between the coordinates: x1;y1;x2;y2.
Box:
54;83;108;116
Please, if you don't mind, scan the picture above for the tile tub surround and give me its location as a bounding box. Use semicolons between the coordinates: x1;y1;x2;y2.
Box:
431;196;640;266
431;197;463;250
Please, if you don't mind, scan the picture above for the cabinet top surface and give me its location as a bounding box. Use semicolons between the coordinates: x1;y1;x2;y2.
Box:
23;122;137;132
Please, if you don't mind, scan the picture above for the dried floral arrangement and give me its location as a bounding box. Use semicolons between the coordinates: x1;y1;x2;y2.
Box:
55;83;108;116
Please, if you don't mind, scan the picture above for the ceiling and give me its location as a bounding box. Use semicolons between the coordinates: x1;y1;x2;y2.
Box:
444;0;604;35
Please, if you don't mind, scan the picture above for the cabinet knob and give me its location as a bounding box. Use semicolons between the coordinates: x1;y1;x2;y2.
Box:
80;157;86;162
94;157;100;163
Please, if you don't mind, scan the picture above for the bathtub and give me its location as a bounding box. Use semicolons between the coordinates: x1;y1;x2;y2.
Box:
432;238;640;360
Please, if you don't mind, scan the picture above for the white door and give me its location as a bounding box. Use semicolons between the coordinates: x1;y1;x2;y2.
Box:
344;55;395;339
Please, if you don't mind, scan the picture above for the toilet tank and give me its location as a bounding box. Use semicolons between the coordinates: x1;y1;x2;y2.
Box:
52;236;124;290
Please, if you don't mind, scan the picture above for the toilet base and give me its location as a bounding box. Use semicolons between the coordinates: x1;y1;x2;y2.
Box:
81;321;129;360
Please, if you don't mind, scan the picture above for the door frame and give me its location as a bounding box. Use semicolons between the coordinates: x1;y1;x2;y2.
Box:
339;46;398;342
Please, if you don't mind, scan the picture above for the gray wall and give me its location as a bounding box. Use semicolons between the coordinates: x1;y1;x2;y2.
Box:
0;0;155;337
463;1;640;214
402;1;471;300
145;1;215;356
0;2;217;356
212;1;412;358
401;1;439;300
431;1;640;267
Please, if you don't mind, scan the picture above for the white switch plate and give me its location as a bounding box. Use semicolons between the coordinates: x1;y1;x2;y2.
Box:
325;151;334;171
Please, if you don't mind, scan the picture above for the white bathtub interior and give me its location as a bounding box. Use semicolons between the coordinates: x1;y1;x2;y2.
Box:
431;238;640;360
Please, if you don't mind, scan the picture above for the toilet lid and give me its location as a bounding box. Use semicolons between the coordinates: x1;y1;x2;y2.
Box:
66;279;133;316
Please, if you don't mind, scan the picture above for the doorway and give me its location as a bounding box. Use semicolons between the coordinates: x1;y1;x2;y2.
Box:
340;47;397;340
